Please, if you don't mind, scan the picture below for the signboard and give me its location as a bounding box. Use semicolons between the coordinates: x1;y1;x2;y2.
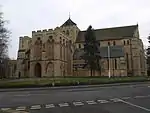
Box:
100;45;124;58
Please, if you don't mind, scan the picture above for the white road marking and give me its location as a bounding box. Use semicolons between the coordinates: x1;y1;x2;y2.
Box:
122;97;131;99
73;102;84;106
16;106;26;111
148;86;150;87
120;99;150;112
59;103;69;107
86;100;97;105
97;100;109;103
45;104;55;108
1;108;11;111
30;105;41;110
110;98;122;102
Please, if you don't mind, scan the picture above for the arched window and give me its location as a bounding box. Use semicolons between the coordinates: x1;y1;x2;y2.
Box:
64;45;66;61
43;43;45;49
37;37;41;40
52;39;54;42
113;41;116;45
34;39;42;59
60;44;62;60
114;59;117;69
28;61;30;70
124;40;126;45
49;36;53;39
63;39;65;43
45;39;54;59
69;40;72;44
79;44;81;48
126;53;129;69
66;30;69;35
127;40;130;45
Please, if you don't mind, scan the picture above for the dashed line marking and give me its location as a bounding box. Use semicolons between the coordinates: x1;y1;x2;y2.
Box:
45;104;55;108
3;95;150;111
16;106;26;111
86;100;97;105
1;108;11;111
30;105;41;110
73;102;84;106
148;86;150;88
110;98;122;102
97;100;109;103
59;103;69;107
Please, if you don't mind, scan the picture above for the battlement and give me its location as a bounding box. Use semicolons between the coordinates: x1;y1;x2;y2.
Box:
37;30;41;32
32;28;54;34
19;36;31;39
54;27;60;30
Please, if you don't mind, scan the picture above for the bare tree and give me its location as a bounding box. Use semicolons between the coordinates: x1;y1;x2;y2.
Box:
0;10;10;78
0;12;10;57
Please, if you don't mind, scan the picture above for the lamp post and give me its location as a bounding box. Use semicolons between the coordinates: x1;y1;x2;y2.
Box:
108;45;111;78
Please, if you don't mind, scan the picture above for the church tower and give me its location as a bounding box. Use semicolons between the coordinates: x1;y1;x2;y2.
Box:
59;17;80;76
60;17;80;43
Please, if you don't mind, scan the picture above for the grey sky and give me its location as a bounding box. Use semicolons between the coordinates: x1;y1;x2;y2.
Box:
1;0;150;59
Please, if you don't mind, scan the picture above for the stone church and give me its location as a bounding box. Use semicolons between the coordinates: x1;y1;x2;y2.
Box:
16;17;147;78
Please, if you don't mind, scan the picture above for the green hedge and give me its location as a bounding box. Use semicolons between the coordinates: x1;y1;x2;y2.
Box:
0;76;149;88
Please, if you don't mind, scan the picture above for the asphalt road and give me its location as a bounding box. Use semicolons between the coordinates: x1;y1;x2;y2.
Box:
0;83;150;113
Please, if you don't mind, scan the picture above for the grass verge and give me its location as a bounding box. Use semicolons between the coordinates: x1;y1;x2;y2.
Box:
0;76;149;88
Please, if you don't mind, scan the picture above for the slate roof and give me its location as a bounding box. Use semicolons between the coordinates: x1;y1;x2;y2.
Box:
73;45;125;60
61;18;77;27
76;25;138;42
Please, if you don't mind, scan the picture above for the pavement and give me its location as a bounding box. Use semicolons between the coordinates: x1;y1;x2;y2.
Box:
0;83;150;113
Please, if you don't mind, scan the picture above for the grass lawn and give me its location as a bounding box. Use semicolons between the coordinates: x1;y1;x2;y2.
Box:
0;76;149;88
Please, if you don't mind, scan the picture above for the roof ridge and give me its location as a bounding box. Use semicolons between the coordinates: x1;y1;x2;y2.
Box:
81;24;137;32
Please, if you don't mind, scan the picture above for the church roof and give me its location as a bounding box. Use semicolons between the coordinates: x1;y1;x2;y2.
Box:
61;18;77;27
76;24;138;42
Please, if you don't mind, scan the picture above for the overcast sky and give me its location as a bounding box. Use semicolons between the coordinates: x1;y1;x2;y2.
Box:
1;0;150;59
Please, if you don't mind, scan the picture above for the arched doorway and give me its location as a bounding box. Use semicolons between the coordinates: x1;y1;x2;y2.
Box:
34;63;41;77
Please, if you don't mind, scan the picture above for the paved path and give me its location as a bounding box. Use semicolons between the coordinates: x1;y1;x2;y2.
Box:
0;83;150;113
